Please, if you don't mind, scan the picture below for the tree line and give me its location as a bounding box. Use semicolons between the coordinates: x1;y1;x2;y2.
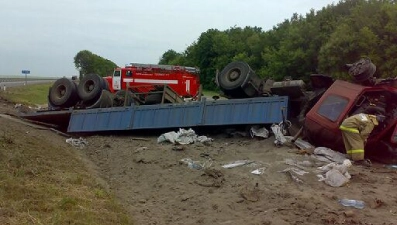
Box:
159;0;397;90
74;0;397;91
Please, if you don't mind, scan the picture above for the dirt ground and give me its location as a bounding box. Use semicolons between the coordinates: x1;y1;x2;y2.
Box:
1;99;397;225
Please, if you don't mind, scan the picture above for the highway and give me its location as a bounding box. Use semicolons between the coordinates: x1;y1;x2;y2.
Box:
0;79;55;88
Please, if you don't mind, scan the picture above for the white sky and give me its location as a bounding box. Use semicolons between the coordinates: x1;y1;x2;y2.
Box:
0;0;335;77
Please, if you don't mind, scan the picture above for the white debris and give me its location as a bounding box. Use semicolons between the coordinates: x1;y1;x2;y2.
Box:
251;167;266;175
312;147;348;163
293;138;315;150
250;126;269;139
271;124;287;146
222;160;254;169
180;158;213;170
317;159;352;187
66;137;88;148
157;128;213;145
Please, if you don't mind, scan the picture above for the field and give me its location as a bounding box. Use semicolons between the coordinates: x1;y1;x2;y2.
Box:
1;84;397;225
0;83;53;106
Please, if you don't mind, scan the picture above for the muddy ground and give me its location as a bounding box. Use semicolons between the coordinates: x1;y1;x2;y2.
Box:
1;99;397;225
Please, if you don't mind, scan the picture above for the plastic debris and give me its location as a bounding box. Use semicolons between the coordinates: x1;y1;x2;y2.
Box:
271;124;287;146
222;160;254;169
292;138;314;150
66;137;88;148
312;147;348;163
249;126;269;139
157;128;213;145
180;158;212;170
251;167;266;175
317;159;352;187
339;199;365;209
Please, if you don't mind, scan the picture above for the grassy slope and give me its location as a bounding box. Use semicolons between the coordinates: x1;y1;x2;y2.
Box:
0;88;132;224
0;124;132;225
0;83;53;106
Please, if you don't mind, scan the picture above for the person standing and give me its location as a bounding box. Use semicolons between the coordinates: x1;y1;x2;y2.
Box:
339;113;384;166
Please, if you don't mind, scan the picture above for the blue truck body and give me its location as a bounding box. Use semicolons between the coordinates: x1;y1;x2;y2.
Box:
67;96;288;133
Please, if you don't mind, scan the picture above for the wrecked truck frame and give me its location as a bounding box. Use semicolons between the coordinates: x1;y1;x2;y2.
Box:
304;79;397;164
216;59;397;164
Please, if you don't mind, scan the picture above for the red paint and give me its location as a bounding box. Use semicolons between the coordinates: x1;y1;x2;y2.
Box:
104;63;200;98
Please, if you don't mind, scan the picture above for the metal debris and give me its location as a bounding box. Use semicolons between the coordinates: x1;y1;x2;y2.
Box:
66;137;88;148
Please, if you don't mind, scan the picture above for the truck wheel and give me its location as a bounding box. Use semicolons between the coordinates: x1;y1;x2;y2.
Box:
218;62;250;90
347;58;376;83
49;78;78;107
145;93;162;105
78;74;104;101
113;90;133;107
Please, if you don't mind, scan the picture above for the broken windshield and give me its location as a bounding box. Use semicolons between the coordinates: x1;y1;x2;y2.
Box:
317;95;349;122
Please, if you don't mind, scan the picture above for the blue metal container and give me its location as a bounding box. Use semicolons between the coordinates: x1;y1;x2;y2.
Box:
68;96;288;133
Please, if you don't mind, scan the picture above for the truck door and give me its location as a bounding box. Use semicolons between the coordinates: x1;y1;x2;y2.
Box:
112;70;121;91
305;94;350;150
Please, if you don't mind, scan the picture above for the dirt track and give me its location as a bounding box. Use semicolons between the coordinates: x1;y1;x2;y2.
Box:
1;99;397;225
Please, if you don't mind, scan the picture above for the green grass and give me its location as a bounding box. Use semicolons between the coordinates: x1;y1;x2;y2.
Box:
0;83;53;106
202;89;220;97
0;128;132;225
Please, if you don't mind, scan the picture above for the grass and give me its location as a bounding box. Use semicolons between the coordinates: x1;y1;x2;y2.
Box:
0;84;133;224
202;89;220;97
0;128;132;225
0;83;53;106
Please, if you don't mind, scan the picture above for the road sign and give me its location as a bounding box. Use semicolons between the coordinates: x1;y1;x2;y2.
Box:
22;70;30;85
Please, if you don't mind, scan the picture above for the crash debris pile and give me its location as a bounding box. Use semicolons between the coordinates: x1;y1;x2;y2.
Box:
317;159;352;187
157;126;357;187
157;128;213;145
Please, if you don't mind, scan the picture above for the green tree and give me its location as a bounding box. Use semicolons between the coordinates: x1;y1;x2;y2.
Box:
74;50;118;78
159;49;183;65
318;0;397;78
158;0;397;90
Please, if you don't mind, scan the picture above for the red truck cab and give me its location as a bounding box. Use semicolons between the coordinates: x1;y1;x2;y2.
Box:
104;63;200;98
304;79;397;164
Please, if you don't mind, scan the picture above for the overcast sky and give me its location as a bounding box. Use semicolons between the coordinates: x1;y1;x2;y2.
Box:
0;0;336;77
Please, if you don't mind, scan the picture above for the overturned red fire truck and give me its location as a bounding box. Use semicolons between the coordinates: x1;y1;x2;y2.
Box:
47;63;201;109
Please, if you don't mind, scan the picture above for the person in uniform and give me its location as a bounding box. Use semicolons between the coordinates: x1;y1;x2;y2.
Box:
339;113;385;166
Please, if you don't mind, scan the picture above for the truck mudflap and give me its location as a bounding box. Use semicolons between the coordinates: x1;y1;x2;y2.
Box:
67;96;288;133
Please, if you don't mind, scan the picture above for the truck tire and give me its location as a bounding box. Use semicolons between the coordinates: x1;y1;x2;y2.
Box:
347;58;376;83
85;90;113;109
113;90;134;107
145;93;163;105
78;74;105;101
218;62;250;90
49;78;79;107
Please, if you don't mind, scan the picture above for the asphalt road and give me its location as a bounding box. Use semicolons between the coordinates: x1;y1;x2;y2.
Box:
0;79;55;88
